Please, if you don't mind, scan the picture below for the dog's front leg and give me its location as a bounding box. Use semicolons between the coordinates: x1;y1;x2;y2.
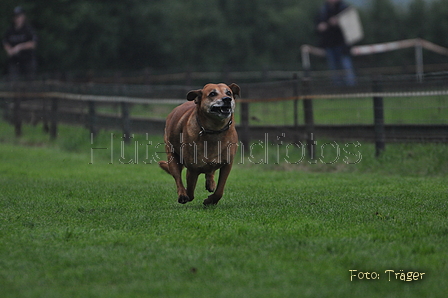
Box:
167;153;190;204
203;163;233;206
185;169;199;203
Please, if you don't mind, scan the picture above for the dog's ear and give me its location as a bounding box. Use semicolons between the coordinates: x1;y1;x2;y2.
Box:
187;89;202;104
229;83;240;98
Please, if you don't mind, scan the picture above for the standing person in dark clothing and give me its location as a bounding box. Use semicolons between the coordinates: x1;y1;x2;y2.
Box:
3;6;38;80
315;0;356;86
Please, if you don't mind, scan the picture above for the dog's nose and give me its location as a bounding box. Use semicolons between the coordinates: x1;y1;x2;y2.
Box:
222;97;232;103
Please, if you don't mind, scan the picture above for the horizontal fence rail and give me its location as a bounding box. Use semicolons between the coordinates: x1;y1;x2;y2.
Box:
3;89;448;104
0;91;184;105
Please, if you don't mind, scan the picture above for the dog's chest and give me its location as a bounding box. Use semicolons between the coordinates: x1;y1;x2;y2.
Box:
181;137;237;170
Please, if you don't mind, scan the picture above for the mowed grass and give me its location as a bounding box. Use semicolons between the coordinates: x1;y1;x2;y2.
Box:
0;122;447;298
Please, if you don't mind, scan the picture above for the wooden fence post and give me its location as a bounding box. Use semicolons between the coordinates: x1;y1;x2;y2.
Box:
240;88;250;152
373;80;385;157
13;97;22;137
49;98;58;140
185;70;192;86
121;101;131;144
222;67;230;83
88;100;97;138
42;99;50;133
1;98;9;121
292;73;300;143
302;77;315;158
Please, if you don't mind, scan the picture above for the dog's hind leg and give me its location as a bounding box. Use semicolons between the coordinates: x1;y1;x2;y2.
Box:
158;161;171;174
205;172;216;193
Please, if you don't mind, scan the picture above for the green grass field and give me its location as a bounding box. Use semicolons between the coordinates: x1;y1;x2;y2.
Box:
1;122;447;297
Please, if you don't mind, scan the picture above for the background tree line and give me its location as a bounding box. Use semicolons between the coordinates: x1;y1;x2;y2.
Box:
1;0;448;75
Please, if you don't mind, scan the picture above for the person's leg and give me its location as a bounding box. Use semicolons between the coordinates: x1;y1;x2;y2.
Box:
23;58;37;80
326;48;337;70
341;54;356;86
8;60;20;81
325;48;341;86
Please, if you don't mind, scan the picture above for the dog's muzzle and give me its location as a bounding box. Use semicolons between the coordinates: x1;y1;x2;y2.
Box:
210;98;234;118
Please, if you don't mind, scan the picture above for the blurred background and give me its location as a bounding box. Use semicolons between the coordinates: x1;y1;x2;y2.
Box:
1;0;447;77
0;0;447;151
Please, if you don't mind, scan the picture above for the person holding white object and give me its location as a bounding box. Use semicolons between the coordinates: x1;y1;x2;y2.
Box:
315;0;356;86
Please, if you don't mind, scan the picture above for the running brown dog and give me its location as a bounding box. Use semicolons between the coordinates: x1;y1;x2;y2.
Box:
159;83;240;205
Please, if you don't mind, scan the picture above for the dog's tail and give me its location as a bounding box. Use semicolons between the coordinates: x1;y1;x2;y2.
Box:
158;161;171;175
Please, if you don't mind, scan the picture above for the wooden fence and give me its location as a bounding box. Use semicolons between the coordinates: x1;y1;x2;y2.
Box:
1;74;447;157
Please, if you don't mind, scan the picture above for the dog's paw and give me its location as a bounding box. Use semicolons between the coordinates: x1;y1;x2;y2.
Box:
203;195;220;206
205;180;216;193
178;195;192;204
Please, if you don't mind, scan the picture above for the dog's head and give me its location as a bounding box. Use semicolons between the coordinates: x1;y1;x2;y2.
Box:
187;83;240;120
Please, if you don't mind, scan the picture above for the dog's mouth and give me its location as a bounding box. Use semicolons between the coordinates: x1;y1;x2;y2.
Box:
210;104;233;117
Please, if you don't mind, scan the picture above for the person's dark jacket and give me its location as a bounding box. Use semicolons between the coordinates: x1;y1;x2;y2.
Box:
3;23;37;63
315;1;349;48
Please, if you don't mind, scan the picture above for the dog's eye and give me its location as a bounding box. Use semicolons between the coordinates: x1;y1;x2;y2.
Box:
209;91;217;97
226;91;232;96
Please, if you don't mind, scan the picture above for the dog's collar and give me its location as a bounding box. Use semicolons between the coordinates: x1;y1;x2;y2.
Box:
197;116;232;136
